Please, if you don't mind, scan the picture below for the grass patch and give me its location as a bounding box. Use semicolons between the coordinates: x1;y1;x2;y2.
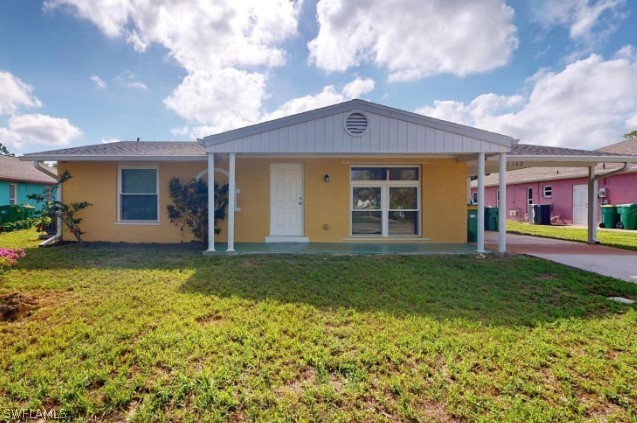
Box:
1;229;637;421
507;221;637;251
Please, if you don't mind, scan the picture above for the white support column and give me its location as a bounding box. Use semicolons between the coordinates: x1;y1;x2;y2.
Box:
498;153;507;253
587;165;597;244
207;153;215;252
477;153;486;253
227;153;236;252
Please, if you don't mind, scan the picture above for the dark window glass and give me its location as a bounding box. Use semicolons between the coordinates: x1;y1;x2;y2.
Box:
352;211;382;235
352;187;381;210
351;167;385;181
122;169;157;193
389;187;418;210
121;195;158;221
389;167;419;180
388;211;418;235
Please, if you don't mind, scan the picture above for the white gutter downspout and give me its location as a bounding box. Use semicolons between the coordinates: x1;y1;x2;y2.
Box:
587;162;631;244
32;161;62;247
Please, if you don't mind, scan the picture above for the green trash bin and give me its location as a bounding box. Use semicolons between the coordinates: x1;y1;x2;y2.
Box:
0;205;22;224
22;205;35;219
600;205;618;228
485;207;499;232
616;203;637;230
467;205;478;242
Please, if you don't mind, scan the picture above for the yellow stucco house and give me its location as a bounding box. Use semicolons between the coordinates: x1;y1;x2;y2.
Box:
23;100;519;253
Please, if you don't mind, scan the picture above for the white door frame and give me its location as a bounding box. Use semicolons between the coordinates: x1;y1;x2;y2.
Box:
573;184;588;225
266;163;308;243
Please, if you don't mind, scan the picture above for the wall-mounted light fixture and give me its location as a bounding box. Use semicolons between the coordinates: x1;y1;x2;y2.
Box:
324;174;330;183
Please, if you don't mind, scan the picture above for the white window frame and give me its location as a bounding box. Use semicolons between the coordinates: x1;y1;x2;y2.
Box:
543;185;552;198
472;191;478;205
527;187;533;205
117;165;160;224
496;189;500;208
8;183;17;205
349;165;421;237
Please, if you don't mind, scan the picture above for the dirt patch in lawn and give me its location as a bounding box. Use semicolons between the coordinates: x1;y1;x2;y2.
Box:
0;292;39;321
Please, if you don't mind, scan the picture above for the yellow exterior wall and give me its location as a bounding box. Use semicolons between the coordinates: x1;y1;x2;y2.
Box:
59;157;467;244
59;162;207;243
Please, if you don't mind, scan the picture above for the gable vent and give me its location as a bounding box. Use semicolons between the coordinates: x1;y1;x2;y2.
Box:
345;112;368;136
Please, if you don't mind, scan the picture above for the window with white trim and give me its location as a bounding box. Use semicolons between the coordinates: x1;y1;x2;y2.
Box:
9;184;17;205
543;185;552;198
350;166;420;236
496;190;500;207
118;166;159;222
472;191;478;204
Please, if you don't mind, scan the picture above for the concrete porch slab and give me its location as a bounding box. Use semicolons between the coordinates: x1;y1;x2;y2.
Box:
207;242;478;255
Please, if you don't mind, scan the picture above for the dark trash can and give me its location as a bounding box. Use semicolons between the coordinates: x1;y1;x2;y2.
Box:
600;205;618;228
532;204;551;225
616;203;637;230
485;207;499;232
467;206;478;242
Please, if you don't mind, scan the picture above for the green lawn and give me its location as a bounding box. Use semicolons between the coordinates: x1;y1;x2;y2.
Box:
1;230;637;421
507;221;637;251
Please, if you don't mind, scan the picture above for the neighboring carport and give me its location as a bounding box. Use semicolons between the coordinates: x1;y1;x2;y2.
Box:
464;143;637;252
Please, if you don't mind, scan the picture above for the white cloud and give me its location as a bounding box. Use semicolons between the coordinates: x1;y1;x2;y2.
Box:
308;0;518;81
0;71;42;115
342;77;375;99
46;0;302;131
0;114;83;147
266;77;375;120
416;49;637;149
175;77;375;139
101;137;119;144
532;0;627;42
114;70;147;90
90;75;107;89
164;68;267;132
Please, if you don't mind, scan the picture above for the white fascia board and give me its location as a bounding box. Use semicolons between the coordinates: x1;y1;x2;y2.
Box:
19;155;207;162
202;99;515;148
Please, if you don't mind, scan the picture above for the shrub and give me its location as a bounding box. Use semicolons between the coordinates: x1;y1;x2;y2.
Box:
166;177;229;246
0;248;26;273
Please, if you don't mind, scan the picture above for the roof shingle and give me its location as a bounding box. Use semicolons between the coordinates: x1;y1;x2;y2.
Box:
0;155;57;184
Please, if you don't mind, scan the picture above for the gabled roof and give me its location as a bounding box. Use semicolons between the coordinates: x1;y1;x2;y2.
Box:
0;155;57;184
21;141;206;162
201;99;516;154
597;138;637;155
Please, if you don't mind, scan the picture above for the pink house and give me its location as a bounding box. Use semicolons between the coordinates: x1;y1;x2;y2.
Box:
472;138;637;225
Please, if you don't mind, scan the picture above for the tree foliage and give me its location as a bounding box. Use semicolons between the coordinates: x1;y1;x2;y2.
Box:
27;171;92;245
166;177;229;246
623;130;637;139
0;143;14;157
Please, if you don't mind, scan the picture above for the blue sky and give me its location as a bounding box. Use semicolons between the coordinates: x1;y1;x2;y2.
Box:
1;0;636;155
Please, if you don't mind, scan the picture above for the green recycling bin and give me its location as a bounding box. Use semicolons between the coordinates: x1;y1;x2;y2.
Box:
467;205;478;242
616;203;637;230
600;205;618;228
485;207;499;232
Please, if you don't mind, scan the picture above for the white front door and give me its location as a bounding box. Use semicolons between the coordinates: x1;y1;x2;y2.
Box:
270;163;304;237
573;184;588;225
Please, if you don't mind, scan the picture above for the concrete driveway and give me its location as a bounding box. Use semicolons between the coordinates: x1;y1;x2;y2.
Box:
485;231;637;284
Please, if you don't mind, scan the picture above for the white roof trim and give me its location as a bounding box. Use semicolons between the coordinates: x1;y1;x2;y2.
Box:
200;99;515;148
